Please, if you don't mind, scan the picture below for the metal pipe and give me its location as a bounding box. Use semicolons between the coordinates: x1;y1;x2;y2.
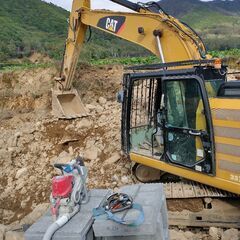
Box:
156;36;165;63
110;0;141;12
42;205;80;240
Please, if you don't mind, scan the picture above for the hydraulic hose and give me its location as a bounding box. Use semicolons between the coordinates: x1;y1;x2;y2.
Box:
73;164;89;204
42;205;80;240
110;0;141;12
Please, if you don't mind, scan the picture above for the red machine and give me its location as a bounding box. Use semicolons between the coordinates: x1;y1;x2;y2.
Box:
52;176;73;198
50;158;88;220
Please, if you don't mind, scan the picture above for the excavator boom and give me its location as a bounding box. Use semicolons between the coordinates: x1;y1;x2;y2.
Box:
52;0;207;118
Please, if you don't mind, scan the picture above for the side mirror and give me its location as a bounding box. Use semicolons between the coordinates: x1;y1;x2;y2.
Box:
116;90;124;103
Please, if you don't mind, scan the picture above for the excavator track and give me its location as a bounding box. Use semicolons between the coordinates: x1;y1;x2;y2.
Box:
132;163;239;199
163;181;239;199
132;164;240;228
163;182;240;228
167;197;240;228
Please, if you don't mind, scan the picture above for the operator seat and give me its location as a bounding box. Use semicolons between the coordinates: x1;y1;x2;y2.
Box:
217;81;240;98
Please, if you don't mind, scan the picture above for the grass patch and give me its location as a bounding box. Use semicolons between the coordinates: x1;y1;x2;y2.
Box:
0;62;54;72
1;49;239;71
90;56;160;66
209;49;240;58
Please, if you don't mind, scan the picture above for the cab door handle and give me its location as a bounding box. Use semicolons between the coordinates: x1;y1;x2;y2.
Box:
189;130;201;136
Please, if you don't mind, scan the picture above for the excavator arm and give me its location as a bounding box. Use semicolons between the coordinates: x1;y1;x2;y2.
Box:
53;0;208;118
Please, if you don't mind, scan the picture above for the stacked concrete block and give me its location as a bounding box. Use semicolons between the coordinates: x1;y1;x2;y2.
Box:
93;184;169;240
25;189;111;240
25;184;169;240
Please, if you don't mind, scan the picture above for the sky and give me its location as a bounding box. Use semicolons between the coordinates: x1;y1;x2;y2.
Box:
44;0;211;11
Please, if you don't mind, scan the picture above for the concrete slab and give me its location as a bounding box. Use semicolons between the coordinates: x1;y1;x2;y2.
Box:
25;185;169;240
25;190;110;240
93;184;169;240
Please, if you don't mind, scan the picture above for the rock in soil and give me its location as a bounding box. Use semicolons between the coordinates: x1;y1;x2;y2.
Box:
169;229;187;240
104;152;121;166
209;227;223;240
0;224;7;240
222;228;239;240
5;231;24;240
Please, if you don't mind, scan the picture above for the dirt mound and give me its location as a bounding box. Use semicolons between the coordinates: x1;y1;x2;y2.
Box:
29;53;52;64
0;64;131;225
74;64;123;102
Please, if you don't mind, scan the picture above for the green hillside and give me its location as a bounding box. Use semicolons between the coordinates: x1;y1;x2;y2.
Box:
173;2;240;50
0;0;240;63
0;0;69;61
0;0;148;62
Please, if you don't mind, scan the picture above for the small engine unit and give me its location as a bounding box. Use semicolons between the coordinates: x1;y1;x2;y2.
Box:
50;157;88;220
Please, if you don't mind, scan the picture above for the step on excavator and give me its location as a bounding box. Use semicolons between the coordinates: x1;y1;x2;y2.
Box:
52;0;240;227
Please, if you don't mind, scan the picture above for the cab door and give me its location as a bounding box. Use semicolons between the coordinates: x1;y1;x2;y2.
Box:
162;75;215;175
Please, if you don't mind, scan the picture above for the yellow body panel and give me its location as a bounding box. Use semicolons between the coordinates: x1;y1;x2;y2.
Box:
210;98;240;193
130;153;240;194
210;98;240;110
213;119;240;129
215;136;240;147
217;153;240;164
80;8;201;62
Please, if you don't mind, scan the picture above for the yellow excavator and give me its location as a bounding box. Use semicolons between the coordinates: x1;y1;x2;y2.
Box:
52;0;240;198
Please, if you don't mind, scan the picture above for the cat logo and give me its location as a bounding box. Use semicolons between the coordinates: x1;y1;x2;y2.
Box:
106;18;118;32
97;16;126;34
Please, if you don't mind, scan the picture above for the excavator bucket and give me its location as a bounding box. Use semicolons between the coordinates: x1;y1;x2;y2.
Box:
52;88;88;119
50;0;91;119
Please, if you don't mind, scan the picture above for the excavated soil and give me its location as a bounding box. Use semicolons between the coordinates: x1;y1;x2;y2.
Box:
0;64;239;239
0;64;131;225
167;199;204;212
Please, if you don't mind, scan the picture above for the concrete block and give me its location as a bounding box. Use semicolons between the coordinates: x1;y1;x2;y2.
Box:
81;190;112;213
25;189;110;240
96;211;168;240
93;206;156;237
25;185;169;240
93;184;169;240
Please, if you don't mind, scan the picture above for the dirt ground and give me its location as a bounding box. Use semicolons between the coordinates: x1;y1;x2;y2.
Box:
0;64;239;239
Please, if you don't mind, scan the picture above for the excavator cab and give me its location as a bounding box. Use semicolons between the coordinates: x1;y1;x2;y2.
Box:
121;62;240;195
121;64;222;174
162;75;213;172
